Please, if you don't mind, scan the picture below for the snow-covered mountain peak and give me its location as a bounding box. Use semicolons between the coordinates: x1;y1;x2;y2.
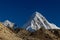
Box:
24;11;60;31
35;12;43;17
3;20;14;29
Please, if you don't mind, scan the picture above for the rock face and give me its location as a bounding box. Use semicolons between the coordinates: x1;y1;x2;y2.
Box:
31;29;60;40
17;28;60;40
0;23;22;40
17;29;40;40
0;22;60;40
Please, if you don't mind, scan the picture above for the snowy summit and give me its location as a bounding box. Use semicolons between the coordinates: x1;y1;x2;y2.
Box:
3;20;14;29
23;12;60;31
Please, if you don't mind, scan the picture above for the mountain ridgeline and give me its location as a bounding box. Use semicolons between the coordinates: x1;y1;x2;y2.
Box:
23;12;60;31
0;12;60;40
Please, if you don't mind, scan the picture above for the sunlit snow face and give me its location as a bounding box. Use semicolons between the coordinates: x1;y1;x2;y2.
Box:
26;12;60;32
3;20;14;28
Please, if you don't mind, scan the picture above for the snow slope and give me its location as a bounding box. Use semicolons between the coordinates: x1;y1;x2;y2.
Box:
2;20;14;29
23;12;60;31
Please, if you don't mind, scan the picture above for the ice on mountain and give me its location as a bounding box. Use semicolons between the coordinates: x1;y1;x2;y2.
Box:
23;12;60;31
3;20;14;29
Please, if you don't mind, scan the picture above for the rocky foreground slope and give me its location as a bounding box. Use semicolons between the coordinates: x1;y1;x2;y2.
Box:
17;28;60;40
0;11;60;40
0;23;22;40
0;22;60;40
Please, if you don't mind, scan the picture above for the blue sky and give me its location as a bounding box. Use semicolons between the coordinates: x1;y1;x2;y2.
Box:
0;0;60;27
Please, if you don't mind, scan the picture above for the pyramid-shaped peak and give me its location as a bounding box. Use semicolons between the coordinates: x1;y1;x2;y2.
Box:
35;11;44;18
23;11;60;31
35;11;40;15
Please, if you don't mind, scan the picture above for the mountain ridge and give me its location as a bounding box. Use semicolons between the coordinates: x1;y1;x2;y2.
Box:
23;12;60;31
0;11;60;40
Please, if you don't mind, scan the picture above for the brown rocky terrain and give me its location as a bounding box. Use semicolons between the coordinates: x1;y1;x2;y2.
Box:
0;23;22;40
17;28;60;40
0;22;60;40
